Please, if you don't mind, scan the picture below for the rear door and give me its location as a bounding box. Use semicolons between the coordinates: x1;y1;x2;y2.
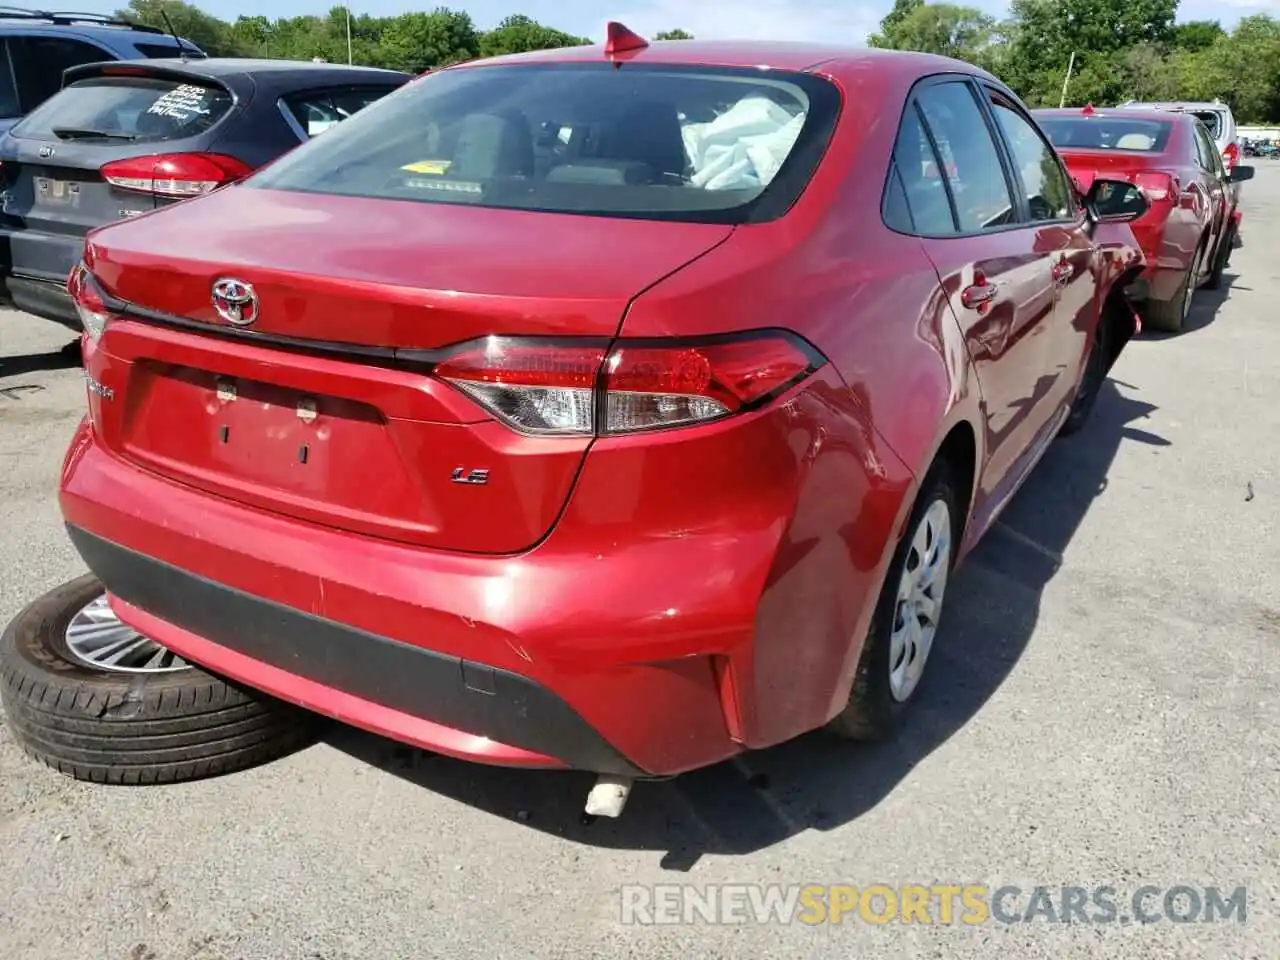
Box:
0;71;233;284
900;78;1062;513
983;88;1095;419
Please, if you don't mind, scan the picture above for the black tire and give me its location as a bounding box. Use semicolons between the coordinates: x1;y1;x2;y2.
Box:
829;463;961;741
0;574;317;784
1205;222;1234;290
1058;309;1110;438
1144;242;1204;334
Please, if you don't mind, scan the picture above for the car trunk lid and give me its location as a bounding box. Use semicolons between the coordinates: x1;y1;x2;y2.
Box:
84;187;734;553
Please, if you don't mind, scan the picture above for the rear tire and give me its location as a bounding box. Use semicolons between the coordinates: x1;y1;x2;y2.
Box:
1059;308;1110;437
1143;247;1200;333
0;575;317;784
1205;223;1234;290
829;464;961;741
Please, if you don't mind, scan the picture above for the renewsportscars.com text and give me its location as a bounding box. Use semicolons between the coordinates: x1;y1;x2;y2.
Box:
619;884;1248;926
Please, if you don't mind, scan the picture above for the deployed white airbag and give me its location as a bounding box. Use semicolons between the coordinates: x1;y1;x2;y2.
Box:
683;95;806;191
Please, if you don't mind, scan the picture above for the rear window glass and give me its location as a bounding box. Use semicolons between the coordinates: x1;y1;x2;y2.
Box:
133;42;208;59
11;76;231;143
1037;116;1173;153
1189;110;1223;139
281;86;404;138
247;63;840;224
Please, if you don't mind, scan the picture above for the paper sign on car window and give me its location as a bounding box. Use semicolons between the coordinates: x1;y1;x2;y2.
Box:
146;84;211;122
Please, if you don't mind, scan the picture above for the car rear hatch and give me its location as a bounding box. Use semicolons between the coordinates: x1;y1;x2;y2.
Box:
83;186;734;553
0;66;242;287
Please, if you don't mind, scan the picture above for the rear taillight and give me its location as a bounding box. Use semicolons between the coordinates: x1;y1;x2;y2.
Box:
1223;142;1238;174
101;152;253;199
1134;171;1179;203
433;332;824;436
67;262;112;343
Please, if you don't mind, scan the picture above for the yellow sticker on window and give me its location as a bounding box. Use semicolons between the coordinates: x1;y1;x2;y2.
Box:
400;160;451;175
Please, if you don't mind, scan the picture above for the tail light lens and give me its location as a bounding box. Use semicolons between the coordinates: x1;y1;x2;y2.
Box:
1223;142;1238;174
101;152;253;199
67;262;112;342
1134;171;1178;203
434;332;824;436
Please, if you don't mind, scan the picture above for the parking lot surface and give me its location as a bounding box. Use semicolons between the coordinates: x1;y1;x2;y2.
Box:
2;166;1279;960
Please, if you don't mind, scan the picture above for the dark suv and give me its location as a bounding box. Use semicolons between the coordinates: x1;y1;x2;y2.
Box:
0;57;409;326
0;8;204;132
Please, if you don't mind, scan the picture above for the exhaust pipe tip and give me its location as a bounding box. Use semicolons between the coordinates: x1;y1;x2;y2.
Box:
585;774;634;818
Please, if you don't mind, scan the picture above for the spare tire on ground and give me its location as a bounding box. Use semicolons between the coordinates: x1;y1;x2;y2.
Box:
1;574;317;784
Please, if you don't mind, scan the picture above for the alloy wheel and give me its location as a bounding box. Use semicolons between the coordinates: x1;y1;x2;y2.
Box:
64;595;190;674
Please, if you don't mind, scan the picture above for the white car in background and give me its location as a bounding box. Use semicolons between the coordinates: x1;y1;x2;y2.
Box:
1120;99;1241;176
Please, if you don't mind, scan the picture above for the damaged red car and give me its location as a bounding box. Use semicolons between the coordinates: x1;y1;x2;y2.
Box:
9;29;1149;814
1034;104;1254;333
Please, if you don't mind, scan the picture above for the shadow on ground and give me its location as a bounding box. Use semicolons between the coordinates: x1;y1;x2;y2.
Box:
1140;270;1239;340
328;378;1168;869
0;339;81;379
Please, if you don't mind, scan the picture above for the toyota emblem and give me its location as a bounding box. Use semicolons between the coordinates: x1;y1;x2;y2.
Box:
38;144;55;159
211;277;259;326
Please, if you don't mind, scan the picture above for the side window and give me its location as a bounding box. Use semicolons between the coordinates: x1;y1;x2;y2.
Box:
1191;124;1214;171
888;102;957;235
989;96;1074;222
882;162;914;233
280;86;401;139
1196;124;1225;179
914;81;1016;232
8;36;112;113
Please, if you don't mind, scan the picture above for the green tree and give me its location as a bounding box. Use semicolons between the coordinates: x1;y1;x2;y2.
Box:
379;9;480;72
868;2;995;63
654;28;694;40
115;0;250;55
478;14;588;57
1172;20;1226;52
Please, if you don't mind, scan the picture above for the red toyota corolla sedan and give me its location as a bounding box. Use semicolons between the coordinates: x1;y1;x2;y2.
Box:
34;30;1149;813
1034;105;1254;333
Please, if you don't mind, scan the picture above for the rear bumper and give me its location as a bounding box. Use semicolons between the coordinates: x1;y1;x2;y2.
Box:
1;275;79;328
67;524;645;776
59;365;911;777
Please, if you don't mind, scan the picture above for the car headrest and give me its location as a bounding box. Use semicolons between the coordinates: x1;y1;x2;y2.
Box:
451;111;534;179
600;99;686;181
1115;133;1156;151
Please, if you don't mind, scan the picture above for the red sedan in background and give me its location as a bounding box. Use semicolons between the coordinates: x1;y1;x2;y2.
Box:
1034;105;1254;333
3;28;1149;816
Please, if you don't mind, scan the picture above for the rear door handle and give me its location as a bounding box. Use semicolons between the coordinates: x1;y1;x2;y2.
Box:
960;281;998;309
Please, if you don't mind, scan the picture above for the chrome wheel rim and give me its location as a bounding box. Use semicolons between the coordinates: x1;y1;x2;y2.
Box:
64;595;190;673
889;499;952;703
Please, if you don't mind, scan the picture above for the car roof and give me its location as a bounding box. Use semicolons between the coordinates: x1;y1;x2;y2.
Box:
121;57;410;80
69;58;412;95
455;39;994;79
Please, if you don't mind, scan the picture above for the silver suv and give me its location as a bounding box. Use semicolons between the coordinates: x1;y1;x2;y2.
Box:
1119;99;1239;175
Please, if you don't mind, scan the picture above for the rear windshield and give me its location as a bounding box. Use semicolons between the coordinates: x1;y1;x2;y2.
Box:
246;63;840;224
1037;116;1173;153
10;76;231;143
1189;110;1223;139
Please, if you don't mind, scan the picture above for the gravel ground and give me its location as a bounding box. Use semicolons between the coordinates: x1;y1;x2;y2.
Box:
1;166;1278;960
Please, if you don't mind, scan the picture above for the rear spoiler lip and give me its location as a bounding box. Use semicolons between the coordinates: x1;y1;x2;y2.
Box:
63;61;235;89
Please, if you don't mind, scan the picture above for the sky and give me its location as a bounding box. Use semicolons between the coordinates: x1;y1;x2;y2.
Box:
74;0;1280;42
